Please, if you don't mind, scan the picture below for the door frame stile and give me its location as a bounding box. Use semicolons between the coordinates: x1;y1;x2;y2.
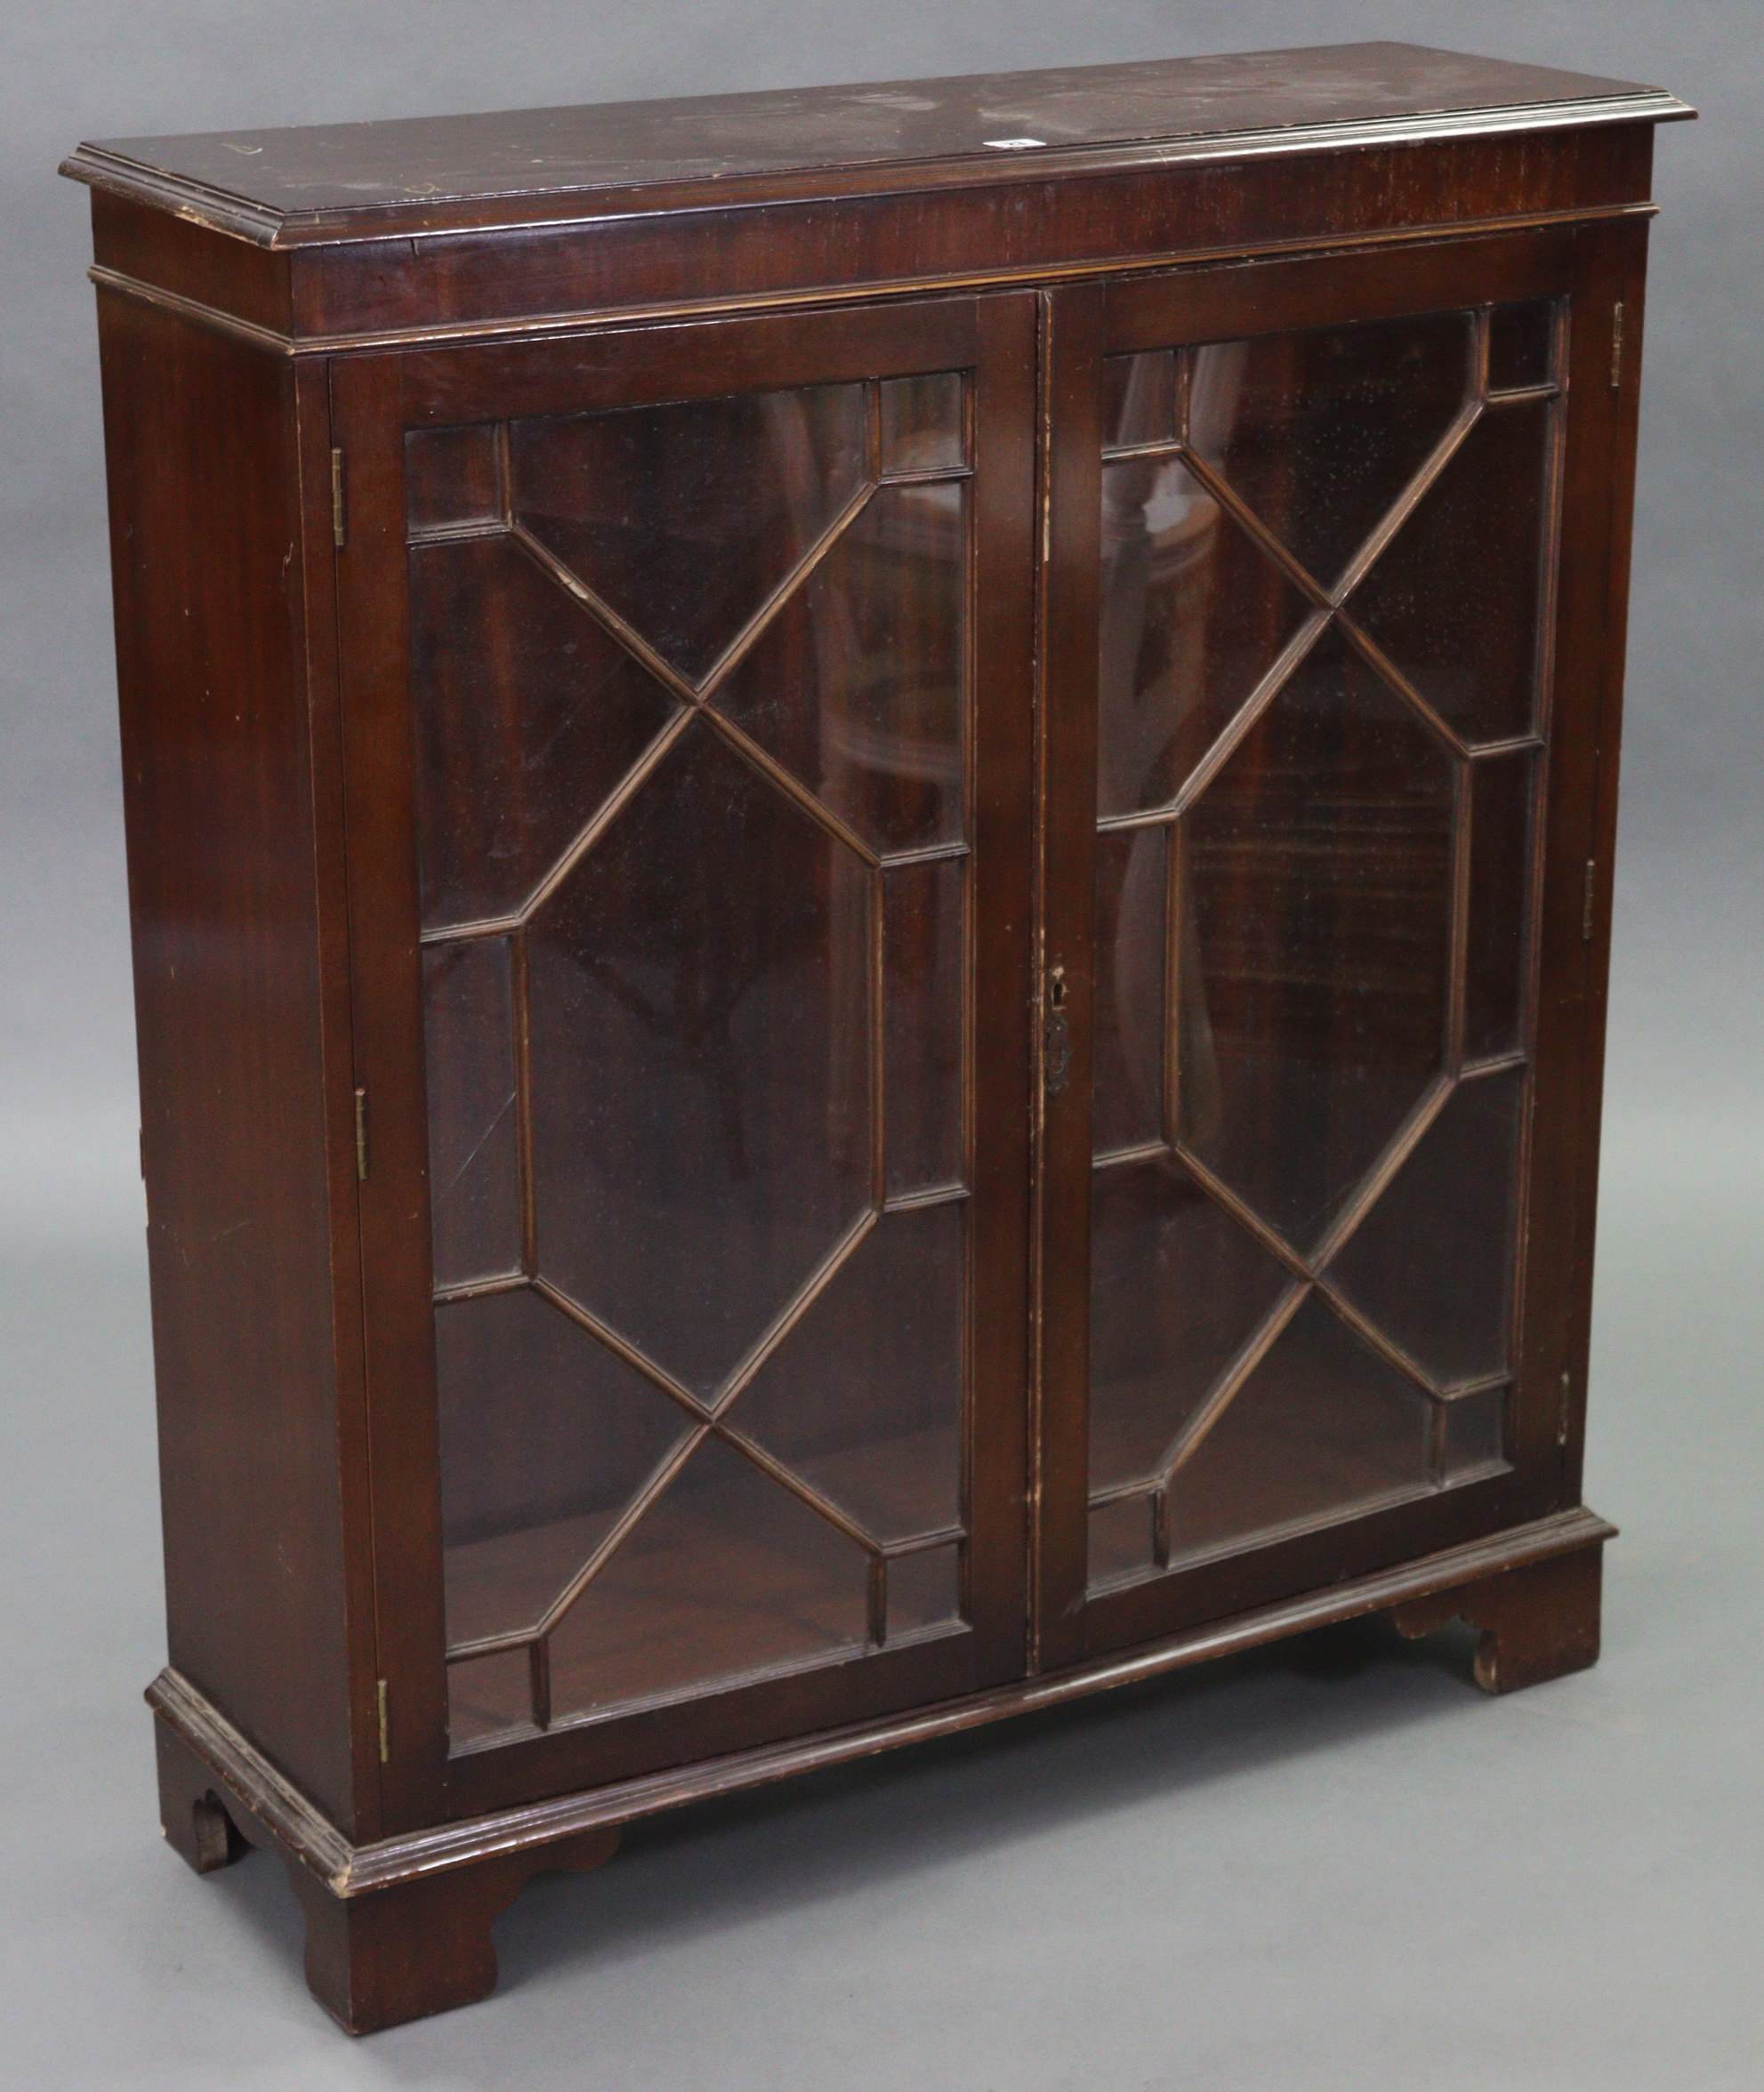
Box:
330;350;454;1833
1030;284;1105;1672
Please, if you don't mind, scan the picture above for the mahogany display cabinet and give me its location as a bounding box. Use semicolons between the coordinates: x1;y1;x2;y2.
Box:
64;43;1690;2032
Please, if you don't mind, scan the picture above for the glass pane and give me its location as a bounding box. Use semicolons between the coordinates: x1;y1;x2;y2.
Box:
1102;350;1177;449
1197;311;1472;589
1089;1495;1155;1586
510;382;867;685
423;936;520;1291
546;1432;871;1721
728;1202;963;1546
436;1286;695;1647
1349;397;1552;746
407;423;502;534
408;535;679;930
1164;1291;1431;1564
1487;302;1555;392
447;1647;531;1750
1180;628;1455;1251
1089;1155;1293;1493
418;371;979;1747
879;372;965;475
714;480;967;856
1087;307;1548;1582
883;857;964;1199
1326;1064;1526;1391
527;721;872;1402
1442;1384;1508;1482
1466;749;1535;1063
1099;455;1312;817
1091;826;1165;1155
889;1544;963;1637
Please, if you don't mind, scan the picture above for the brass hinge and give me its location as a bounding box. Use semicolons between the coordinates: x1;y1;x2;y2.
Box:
1610;302;1625;390
1582;859;1598;943
376;1678;390;1764
331;447;347;549
353;1086;369;1180
1557;1369;1573;1451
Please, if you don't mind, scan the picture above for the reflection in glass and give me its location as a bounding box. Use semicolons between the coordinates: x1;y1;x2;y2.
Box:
1164;1291;1431;1564
528;723;872;1401
511;382;868;684
883;858;965;1199
715;480;967;856
1099;455;1314;817
1441;1385;1508;1482
447;1647;533;1750
435;1285;695;1645
1328;1065;1526;1390
1466;751;1536;1062
409;535;679;929
406;423;502;535
890;1544;963;1637
1089;1155;1292;1493
1486;302;1555;392
1181;630;1454;1250
408;374;979;1740
423;936;520;1291
546;1433;873;1721
1086;306;1549;1589
729;1203;963;1546
1089;1495;1155;1587
1349;398;1551;746
1101;350;1177;449
1199;310;1471;588
1091;826;1165;1155
879;372;966;475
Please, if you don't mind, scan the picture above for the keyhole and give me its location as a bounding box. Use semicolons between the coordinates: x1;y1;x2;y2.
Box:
1044;967;1071;1098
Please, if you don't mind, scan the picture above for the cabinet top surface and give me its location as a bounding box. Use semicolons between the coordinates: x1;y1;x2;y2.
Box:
63;42;1688;249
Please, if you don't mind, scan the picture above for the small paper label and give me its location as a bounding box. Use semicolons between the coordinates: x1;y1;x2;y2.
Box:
983;136;1046;149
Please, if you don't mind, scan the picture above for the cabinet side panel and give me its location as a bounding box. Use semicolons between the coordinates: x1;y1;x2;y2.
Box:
96;292;356;1824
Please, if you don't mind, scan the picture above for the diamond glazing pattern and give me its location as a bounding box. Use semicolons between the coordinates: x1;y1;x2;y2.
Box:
406;374;975;1741
1089;302;1562;1584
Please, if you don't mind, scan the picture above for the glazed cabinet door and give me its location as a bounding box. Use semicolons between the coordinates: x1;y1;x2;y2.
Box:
333;296;1035;1823
1035;227;1639;1665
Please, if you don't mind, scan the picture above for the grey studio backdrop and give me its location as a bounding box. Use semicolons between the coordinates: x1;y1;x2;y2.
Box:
3;4;1758;2087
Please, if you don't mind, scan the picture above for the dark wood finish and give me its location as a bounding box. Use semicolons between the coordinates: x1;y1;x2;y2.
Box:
66;44;1683;246
156;1716;249;1876
1390;1544;1602;1693
87;189;293;337
1559;216;1655;1509
297;125;1661;350
1032;279;1103;1674
147;1505;1614;1880
97;290;374;1836
81;126;1667;358
284;1828;619;2035
149;1500;1608;2028
70;43;1682;2033
156;1705;618;2032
